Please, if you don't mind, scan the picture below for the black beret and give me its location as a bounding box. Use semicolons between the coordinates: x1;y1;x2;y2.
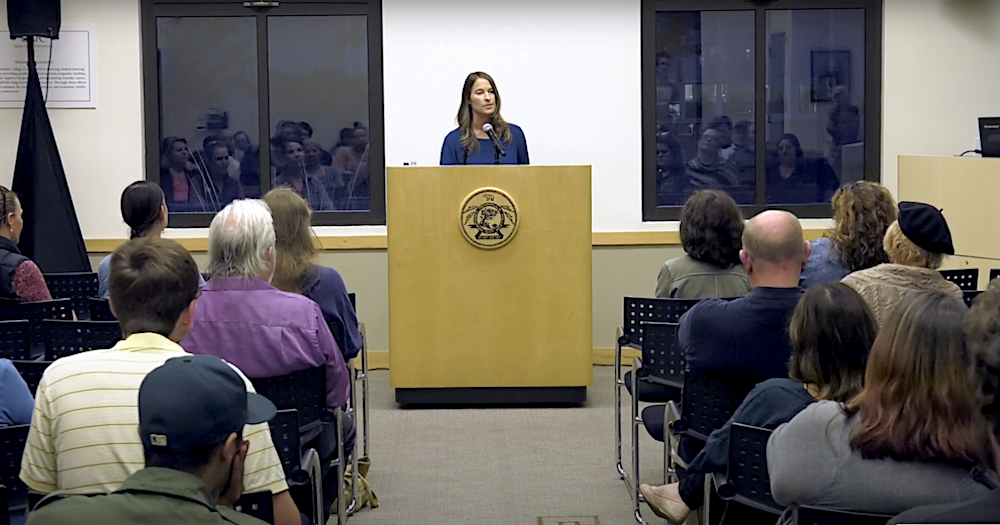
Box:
897;201;954;255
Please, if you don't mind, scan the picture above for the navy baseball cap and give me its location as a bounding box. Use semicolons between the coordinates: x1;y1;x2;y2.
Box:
139;355;276;453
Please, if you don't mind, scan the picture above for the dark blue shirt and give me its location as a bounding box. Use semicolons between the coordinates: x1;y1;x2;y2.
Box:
679;287;802;383
301;265;363;360
440;124;529;165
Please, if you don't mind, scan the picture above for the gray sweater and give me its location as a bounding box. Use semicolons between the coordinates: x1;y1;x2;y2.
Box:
767;401;990;521
655;255;750;299
841;264;963;328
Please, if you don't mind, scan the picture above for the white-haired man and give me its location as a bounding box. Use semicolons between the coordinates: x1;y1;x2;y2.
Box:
181;199;352;521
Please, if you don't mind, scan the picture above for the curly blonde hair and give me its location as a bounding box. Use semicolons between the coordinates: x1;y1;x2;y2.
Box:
883;221;945;269
829;181;897;272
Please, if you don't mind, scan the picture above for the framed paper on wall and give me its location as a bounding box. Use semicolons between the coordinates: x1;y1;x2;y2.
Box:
810;50;850;102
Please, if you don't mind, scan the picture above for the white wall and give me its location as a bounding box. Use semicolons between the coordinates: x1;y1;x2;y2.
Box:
2;0;1000;239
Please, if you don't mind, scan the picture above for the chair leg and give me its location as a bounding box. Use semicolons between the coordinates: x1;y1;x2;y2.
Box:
346;361;359;516
615;327;627;481
631;359;646;525
335;408;347;525
360;323;370;459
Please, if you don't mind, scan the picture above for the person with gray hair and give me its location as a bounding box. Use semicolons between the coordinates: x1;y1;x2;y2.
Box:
181;199;353;523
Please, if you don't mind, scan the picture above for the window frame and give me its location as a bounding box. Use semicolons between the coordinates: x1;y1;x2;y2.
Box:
140;0;385;227
641;0;883;221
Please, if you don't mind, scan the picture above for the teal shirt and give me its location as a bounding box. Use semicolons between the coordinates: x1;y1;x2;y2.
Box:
28;468;268;525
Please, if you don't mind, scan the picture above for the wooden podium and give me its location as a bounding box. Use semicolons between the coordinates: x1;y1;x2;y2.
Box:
387;165;593;405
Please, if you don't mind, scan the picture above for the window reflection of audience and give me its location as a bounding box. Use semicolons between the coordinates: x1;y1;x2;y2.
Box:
656;132;688;206
215;130;242;180
710;116;736;160
205;142;245;209
159;137;207;211
233;131;251;162
332;124;370;207
303;141;345;209
685;128;739;193
728;120;756;188
826;86;861;177
766;133;839;205
295;122;332;166
274;140;334;211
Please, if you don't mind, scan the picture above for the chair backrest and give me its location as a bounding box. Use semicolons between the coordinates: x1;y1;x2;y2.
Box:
348;292;356;311
0;320;30;360
0;484;8;525
939;268;979;291
88;297;116;321
42;320;122;361
794;505;893;525
251;367;331;433
0;425;29;510
963;290;983;308
235;490;275;525
267;409;306;483
0;299;72;348
622;297;701;348
43;273;99;319
990;269;1000;284
640;322;684;389
676;373;754;442
723;423;782;513
12;360;53;395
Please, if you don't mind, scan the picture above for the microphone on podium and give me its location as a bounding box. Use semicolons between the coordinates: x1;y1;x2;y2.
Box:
483;123;507;157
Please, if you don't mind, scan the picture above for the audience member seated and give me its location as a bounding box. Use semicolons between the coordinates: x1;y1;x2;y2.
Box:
0;358;33;426
0;186;51;302
202;141;246;210
710;116;735;160
655;190;750;299
842;201;963;327
801;181;896;289
180;199;352;521
98;182;205;300
234;130;252;162
889;281;1000;523
655;132;688;206
768;291;994;521
303;142;345;207
216;130;243;181
684;128;740;197
274;140;335;211
681;210;807;383
263;189;361;360
26;355;276;525
641;282;876;524
765;133;839;205
728;120;755;189
19;237;304;525
159;137;208;212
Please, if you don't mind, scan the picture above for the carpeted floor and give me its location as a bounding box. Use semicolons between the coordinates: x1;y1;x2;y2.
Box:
344;366;673;525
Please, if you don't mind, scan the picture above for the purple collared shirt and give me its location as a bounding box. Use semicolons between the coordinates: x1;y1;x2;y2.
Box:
181;277;350;410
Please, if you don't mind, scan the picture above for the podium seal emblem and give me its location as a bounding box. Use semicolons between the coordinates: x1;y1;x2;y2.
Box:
459;187;519;249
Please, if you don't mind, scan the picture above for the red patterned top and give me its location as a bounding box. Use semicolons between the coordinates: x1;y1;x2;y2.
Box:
11;260;52;302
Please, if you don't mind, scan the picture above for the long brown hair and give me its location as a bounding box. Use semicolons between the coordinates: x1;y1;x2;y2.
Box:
828;181;897;272
262;188;317;294
847;291;990;468
456;72;512;156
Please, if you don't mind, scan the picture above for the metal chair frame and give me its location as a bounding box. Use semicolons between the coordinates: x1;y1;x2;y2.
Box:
42;272;99;319
704;423;783;525
41;319;122;361
269;408;328;525
615;297;700;487
940;268;979;291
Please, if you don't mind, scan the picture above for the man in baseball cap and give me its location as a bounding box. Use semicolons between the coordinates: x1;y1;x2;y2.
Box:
28;355;276;525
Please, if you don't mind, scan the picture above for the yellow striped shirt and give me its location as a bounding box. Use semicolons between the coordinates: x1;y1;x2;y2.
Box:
20;333;289;496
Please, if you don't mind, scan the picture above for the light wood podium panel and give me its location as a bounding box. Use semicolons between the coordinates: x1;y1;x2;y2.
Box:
387;166;593;392
898;155;1000;289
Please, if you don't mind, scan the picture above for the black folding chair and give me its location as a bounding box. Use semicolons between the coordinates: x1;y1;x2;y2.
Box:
940;268;979;291
616;297;700;484
0;321;30;361
990;268;1000;284
42;320;121;361
0;299;72;352
88;297;116;321
252;367;351;525
963;290;983;308
269;409;324;525
666;373;756;474
794;505;893;525
705;423;783;525
12;360;53;395
235;491;274;524
0;425;30;521
0;484;8;525
43;273;98;319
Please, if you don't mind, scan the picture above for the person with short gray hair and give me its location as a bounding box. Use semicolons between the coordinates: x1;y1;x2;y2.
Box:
182;199;353;523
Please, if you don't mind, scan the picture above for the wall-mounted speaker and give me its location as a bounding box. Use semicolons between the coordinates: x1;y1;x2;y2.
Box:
7;0;61;39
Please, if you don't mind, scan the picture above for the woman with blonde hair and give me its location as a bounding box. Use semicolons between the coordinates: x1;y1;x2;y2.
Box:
842;201;963;326
440;72;529;165
800;181;896;289
768;291;994;521
262;188;361;359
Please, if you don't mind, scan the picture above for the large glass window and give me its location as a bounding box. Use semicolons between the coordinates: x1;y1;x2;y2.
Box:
642;0;882;220
141;0;384;227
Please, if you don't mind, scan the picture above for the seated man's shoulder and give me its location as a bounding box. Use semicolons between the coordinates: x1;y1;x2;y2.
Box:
29;491;119;525
32;491;268;525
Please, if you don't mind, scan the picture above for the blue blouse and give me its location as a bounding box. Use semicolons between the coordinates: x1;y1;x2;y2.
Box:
440;124;529;165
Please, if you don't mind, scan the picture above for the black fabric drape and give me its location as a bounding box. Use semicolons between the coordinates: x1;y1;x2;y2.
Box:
11;38;88;273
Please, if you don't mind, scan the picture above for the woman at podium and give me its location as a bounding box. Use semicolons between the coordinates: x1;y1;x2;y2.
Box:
440;72;530;165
